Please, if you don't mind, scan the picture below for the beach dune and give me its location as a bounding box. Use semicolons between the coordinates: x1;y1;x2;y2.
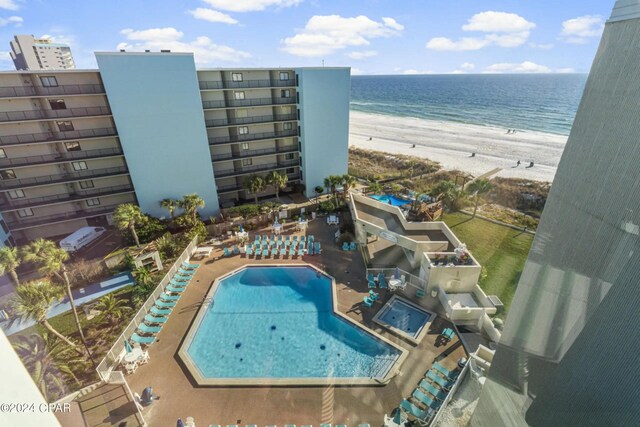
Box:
349;111;568;183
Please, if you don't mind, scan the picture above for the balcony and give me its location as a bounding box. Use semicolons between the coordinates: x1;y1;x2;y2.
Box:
217;178;301;195
0;184;134;211
0;106;112;123
199;79;295;90
0;127;118;147
0;166;129;190
5;205;118;230
0;147;123;168
209;129;297;146
212;145;298;162
202;97;296;110
213;160;300;179
0;84;106;99
205;113;297;128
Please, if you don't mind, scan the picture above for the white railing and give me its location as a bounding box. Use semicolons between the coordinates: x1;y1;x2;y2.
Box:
108;370;147;426
366;267;427;292
430;360;470;426
96;236;198;381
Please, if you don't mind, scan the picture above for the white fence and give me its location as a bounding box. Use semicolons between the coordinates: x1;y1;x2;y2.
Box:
366;267;427;293
430;359;470;426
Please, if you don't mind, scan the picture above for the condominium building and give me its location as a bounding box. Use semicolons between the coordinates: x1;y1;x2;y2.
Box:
0;52;350;245
471;1;640;425
10;35;76;71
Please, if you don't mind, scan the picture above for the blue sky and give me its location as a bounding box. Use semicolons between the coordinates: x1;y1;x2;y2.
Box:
0;0;614;74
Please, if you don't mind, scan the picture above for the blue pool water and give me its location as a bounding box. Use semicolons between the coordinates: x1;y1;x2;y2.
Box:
187;266;401;379
378;299;432;339
370;194;412;207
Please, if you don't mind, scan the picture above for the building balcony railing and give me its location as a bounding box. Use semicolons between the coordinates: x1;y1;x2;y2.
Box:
0;127;118;147
202;96;296;110
0;147;123;168
209;129;297;145
0;166;129;190
213;160;300;179
205;113;297;128
211;145;298;162
0;106;112;123
0;84;106;99
217;178;301;196
199;79;295;90
5;205;118;230
0;184;134;211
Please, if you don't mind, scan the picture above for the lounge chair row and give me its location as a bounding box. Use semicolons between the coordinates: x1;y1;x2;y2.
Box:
367;273;388;290
131;262;199;345
254;234;314;243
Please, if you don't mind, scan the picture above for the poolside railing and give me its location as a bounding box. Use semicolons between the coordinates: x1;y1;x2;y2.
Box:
96;236;198;382
427;360;470;426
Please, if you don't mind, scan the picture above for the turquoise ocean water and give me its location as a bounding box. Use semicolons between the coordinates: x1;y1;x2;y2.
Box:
351;74;588;136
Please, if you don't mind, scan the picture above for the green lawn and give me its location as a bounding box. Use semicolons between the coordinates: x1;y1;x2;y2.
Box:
444;212;534;317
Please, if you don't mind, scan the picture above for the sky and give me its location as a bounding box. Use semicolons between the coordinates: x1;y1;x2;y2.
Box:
0;0;615;74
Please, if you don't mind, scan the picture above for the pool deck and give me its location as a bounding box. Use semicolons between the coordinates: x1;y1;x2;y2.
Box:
126;217;467;426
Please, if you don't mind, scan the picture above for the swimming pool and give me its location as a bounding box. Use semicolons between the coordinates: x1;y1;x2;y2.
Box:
180;266;404;385
373;295;434;344
370;194;412;207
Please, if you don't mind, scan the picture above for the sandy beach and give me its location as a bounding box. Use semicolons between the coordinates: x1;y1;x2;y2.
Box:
349;111;568;183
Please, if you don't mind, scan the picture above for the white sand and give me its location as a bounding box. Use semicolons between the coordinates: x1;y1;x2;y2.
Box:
349;111;568;183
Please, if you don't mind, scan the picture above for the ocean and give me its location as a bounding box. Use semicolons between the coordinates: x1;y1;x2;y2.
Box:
351;74;588;136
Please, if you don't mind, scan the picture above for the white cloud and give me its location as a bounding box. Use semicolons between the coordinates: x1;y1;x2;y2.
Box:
560;15;604;44
427;11;535;51
0;15;22;27
0;50;11;61
351;67;364;75
402;69;434;75
118;27;251;64
282;15;403;57
556;67;576;73
529;42;554;49
202;0;301;12
39;33;75;45
0;0;19;11
460;62;475;70
188;8;238;24
347;50;378;60
484;61;551;73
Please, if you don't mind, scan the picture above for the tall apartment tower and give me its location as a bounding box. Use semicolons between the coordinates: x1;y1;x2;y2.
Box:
10;35;76;71
471;1;640;425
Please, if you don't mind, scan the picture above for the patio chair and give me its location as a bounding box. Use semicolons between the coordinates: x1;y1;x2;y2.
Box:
298;248;305;257
413;388;441;411
289;248;296;257
145;314;168;324
426;370;453;390
280;248;287;257
131;333;156;345
315;242;322;254
150;306;171;316
441;328;456;341
166;284;185;293
160;293;180;302
124;360;138;374
369;290;380;300
138;323;162;334
419;379;447;400
233;245;240;255
169;279;188;288
308;235;314;242
293;235;298;241
177;268;195;276
285;235;290;242
263;234;268;241
272;248;279;257
363;296;375;308
378;274;388;289
349;242;357;250
300;235;306;242
400;399;429;421
155;300;176;309
319;424;331;427
342;242;350;251
433;362;458;380
223;247;231;257
247;247;254;257
262;249;269;258
181;262;200;270
368;279;377;289
173;274;191;282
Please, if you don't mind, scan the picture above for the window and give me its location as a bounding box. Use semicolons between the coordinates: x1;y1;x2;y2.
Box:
241;143;250;150
79;180;94;189
296;92;300;104
231;73;243;82
7;189;25;199
86;198;100;207
49;99;66;110
40;76;58;87
279;71;289;81
281;90;291;98
0;169;16;180
285;153;295;160
242;159;252;166
283;122;293;131
0;148;5;159
72;161;88;171
299;156;303;166
298;125;301;136
238;126;249;135
286;167;295;175
234;91;245;100
56;121;74;131
65;141;81;151
17;208;34;218
298;140;302;151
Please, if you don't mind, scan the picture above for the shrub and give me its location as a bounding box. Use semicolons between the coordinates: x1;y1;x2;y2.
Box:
319;200;336;213
120;215;166;246
185;219;208;243
226;204;261;218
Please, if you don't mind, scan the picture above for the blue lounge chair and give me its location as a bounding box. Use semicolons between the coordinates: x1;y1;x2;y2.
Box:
433;362;459;380
363;296;374;308
298;248;304;257
369;290;380;300
342;242;349;251
349;242;357;250
272;248;279;257
223;247;231;257
359;424;370;427
247;247;254;257
160;293;180;301
420;379;446;400
289;248;296;257
233;245;240;255
177;268;195;276
442;328;456;341
368;279;376;289
145;314;168;324
300;235;306;242
319;424;330;427
173;274;191;282
400;399;428;420
285;235;290;242
181;262;199;269
169;279;188;288
262;249;269;257
138;323;162;334
293;235;298;241
262;234;268;241
426;370;453;390
378;274;388;289
278;248;285;256
315;242;322;254
413;388;441;411
150;306;171;316
131;333;155;345
165;284;185;293
308;235;314;242
155;300;176;309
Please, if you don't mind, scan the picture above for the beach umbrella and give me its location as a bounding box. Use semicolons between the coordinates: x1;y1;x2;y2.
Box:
177;418;185;427
394;267;401;280
124;338;133;353
239;224;244;232
393;408;406;426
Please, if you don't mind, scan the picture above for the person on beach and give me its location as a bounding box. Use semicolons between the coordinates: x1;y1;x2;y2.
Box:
517;160;521;166
529;161;534;167
368;137;373;141
412;144;416;148
507;129;511;134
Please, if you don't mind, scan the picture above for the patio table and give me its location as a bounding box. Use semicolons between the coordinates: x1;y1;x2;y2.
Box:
124;347;144;363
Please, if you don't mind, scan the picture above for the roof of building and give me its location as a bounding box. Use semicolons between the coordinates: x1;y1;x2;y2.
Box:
609;0;640;23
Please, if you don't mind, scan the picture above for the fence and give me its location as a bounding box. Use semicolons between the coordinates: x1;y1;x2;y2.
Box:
96;236;198;381
366;267;427;293
430;360;470;426
107;371;147;426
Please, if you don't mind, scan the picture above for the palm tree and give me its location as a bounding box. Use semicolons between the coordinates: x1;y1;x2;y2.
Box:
324;175;343;206
11;281;82;352
21;240;92;361
314;185;324;206
179;194;205;223
467;178;493;217
341;174;357;201
0;246;20;287
93;294;132;326
368;181;383;195
431;180;466;216
244;175;266;204
132;266;152;287
265;170;288;202
113;203;146;247
159;198;178;221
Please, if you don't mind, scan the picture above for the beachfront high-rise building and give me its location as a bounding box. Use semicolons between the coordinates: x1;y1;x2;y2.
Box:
0;51;350;244
10;35;76;71
471;1;640;425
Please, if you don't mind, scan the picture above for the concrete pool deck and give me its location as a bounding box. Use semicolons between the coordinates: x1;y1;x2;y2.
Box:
126;218;467;426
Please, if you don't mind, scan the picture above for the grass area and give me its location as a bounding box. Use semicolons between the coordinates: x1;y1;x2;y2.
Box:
443;212;535;316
